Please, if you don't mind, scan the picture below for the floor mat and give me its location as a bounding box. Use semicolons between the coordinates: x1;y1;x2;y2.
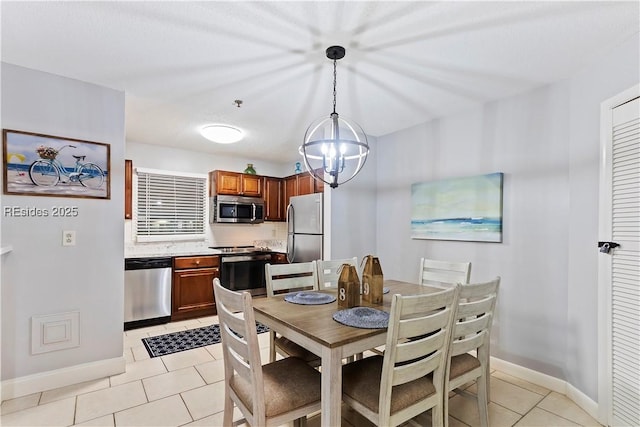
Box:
141;322;269;358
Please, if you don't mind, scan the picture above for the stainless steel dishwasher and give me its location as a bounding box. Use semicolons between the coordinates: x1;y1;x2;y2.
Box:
124;257;172;330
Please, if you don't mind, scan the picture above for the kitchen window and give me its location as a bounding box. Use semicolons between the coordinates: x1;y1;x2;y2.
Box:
135;168;207;242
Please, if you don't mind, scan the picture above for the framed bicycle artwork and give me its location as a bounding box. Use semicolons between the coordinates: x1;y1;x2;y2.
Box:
3;129;110;199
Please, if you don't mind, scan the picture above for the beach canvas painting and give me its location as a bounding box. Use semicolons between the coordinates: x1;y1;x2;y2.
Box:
411;172;503;242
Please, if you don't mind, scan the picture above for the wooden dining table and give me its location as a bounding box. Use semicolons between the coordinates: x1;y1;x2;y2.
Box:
252;279;443;427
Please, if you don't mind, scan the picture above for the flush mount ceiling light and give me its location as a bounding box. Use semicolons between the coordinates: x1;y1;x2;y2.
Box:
200;124;244;144
300;45;369;189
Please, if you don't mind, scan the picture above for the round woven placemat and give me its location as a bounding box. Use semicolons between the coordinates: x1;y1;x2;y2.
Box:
332;307;390;329
284;291;336;305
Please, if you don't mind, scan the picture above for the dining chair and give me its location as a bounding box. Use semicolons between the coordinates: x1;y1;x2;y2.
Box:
316;257;358;288
342;285;461;427
212;278;321;427
444;277;500;427
419;258;472;287
264;261;321;366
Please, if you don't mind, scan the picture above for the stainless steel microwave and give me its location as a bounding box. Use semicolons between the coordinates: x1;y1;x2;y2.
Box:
211;195;265;224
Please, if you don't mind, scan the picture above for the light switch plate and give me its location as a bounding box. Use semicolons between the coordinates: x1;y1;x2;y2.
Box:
62;230;76;246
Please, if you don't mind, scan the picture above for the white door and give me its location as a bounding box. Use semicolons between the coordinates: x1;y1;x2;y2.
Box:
598;86;640;427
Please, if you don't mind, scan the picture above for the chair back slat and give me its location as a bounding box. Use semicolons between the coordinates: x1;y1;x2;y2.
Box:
459;279;498;299
455;314;491;338
457;296;494;318
419;258;471;287
396;328;446;363
220;320;251;362
317;257;358;288
265;261;318;296
398;308;450;338
451;331;486;357
392;348;442;386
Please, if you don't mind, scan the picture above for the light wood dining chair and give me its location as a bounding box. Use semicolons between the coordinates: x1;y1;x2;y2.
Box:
342;285;461;427
419;258;471;287
444;277;500;427
316;257;358;288
264;261;321;366
213;278;321;427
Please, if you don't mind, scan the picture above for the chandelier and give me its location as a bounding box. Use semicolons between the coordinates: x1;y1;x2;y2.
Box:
300;46;369;189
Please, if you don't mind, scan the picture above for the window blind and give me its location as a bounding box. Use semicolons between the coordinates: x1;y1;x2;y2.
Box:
136;169;207;241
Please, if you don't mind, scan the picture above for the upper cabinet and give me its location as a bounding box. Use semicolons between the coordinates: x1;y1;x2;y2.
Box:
209;169;323;222
264;177;284;221
210;170;263;198
282;171;324;212
125;159;133;219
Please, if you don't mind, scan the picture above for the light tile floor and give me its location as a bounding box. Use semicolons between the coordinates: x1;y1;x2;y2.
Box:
1;316;603;427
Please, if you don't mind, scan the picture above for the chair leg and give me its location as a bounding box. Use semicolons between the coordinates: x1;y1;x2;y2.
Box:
269;331;277;363
432;403;444;427
443;392;450;427
293;416;308;427
477;373;489;427
223;389;234;427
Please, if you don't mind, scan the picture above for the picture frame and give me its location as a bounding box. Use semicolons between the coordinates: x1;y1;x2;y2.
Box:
411;172;503;242
3;129;110;199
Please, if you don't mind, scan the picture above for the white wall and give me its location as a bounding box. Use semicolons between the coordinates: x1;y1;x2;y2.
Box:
368;33;639;402
329;136;378;263
1;64;125;380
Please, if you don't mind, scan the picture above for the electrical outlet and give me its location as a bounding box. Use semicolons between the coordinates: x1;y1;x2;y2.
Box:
62;230;76;246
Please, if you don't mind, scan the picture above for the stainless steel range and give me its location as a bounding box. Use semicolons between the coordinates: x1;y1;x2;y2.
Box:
211;246;271;296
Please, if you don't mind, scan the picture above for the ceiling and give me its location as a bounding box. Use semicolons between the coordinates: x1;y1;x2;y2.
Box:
2;1;638;163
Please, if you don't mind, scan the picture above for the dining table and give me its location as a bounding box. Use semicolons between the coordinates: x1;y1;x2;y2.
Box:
252;279;443;427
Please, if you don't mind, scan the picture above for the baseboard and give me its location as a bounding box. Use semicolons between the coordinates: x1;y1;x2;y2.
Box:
1;356;125;400
565;381;601;424
491;356;601;422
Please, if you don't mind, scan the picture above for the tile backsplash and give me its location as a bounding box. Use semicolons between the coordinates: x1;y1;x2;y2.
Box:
124;220;287;257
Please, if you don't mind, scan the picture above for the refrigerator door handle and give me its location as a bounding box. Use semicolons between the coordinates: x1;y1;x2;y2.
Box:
287;234;295;263
286;203;294;233
286;203;294;263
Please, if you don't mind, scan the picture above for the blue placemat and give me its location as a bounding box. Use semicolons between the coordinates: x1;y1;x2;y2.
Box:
332;307;390;329
284;291;336;305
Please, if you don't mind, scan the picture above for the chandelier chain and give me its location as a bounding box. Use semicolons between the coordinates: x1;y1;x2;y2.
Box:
332;58;337;114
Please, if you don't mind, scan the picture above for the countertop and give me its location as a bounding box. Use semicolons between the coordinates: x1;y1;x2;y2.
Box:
125;247;286;259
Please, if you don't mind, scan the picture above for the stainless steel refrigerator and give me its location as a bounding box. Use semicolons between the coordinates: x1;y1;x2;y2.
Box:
286;193;323;263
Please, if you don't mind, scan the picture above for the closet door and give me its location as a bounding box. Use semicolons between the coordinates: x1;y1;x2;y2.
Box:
600;93;639;427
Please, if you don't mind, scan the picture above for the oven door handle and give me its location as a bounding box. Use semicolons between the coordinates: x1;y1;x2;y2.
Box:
221;254;272;263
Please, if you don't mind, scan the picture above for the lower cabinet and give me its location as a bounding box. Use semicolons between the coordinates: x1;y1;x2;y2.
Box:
172;255;219;321
271;252;288;264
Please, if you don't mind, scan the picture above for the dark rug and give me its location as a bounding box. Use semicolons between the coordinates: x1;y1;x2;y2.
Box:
142;322;269;358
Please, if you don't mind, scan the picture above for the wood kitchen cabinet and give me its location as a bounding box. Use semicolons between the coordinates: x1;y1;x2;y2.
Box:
210;170;263;197
282;171;324;211
271;252;288;264
124;159;133;219
263;176;284;221
172;255;219;321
